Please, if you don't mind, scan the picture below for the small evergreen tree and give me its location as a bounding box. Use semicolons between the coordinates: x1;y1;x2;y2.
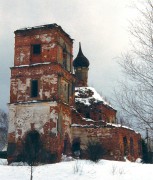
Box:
142;139;150;163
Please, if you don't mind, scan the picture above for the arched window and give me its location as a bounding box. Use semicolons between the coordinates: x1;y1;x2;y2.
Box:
138;140;142;156
130;138;134;156
24;130;42;165
123;136;128;156
63;44;67;69
72;138;81;157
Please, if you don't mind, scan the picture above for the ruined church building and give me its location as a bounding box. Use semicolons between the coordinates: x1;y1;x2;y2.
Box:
7;24;141;163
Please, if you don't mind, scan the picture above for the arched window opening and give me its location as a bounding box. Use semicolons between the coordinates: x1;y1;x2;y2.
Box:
138;140;142;156
24;130;42;165
63;44;67;69
123;136;128;156
72;138;81;157
130;138;134;156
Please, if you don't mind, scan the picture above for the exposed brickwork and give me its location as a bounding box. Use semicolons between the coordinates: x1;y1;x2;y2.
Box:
8;24;74;163
7;23;142;164
75;87;116;123
71;126;141;161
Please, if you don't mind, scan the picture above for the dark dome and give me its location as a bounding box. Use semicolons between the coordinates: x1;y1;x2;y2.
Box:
73;43;90;68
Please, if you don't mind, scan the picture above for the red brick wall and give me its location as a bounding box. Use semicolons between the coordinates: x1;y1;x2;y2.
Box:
75;102;116;123
8;25;74;163
71;126;141;161
10;64;75;105
101;104;116;123
14;28;73;66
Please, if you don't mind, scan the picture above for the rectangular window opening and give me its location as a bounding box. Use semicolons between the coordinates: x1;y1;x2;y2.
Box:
32;44;41;55
31;80;38;97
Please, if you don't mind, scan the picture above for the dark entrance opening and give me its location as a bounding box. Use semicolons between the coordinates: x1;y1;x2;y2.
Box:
72;138;81;157
24;130;42;165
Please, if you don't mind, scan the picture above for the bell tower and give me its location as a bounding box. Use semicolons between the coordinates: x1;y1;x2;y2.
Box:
7;24;75;163
73;43;90;87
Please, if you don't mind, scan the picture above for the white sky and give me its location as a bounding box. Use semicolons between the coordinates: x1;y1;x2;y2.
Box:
0;0;140;111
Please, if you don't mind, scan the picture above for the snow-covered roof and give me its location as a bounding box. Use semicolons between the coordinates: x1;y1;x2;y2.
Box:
14;23;73;41
71;122;139;133
75;87;113;109
107;123;139;133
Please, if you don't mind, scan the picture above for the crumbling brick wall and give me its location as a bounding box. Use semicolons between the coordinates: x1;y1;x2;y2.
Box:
71;126;141;161
8;24;75;163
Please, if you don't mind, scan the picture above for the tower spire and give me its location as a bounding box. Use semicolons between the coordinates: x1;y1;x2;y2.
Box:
78;42;84;57
73;42;90;87
73;42;89;68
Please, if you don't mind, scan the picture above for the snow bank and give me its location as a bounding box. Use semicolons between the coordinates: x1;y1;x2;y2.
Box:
0;159;153;180
0;159;7;165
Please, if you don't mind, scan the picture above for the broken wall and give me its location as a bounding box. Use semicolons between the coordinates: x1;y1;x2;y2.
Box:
71;126;141;161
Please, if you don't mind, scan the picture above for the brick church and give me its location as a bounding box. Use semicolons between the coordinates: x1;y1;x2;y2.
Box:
7;24;142;163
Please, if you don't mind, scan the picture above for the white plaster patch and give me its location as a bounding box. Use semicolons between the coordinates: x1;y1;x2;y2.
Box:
51;127;57;134
63;114;70;121
18;79;27;93
50;109;58;122
19;53;25;62
26;78;31;87
8;104;54;140
35;35;40;39
16;118;25;128
40;34;52;43
44;91;50;98
51;87;55;94
46;37;52;43
39;89;43;99
11;81;17;95
42;74;57;85
49;101;57;106
8;107;16;133
42;44;55;51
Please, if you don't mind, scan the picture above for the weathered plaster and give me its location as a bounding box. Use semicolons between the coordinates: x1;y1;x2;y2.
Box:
8;102;58;140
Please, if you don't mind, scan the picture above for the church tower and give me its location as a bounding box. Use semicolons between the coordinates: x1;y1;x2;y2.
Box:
7;24;75;163
73;43;90;87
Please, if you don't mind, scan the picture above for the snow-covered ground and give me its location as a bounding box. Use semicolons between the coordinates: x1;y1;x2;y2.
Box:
0;158;153;180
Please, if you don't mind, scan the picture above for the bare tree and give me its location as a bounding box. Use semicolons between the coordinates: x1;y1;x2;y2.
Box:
0;109;8;150
115;0;153;136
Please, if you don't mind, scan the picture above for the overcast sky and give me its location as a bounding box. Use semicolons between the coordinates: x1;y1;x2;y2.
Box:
0;0;140;112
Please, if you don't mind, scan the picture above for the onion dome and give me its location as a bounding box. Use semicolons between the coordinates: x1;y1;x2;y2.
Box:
73;42;90;68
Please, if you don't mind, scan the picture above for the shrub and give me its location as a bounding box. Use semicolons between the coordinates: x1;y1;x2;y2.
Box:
41;150;58;164
0;151;7;159
86;140;105;162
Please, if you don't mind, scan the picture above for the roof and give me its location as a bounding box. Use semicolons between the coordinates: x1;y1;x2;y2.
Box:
75;87;115;110
14;23;73;42
73;42;90;68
